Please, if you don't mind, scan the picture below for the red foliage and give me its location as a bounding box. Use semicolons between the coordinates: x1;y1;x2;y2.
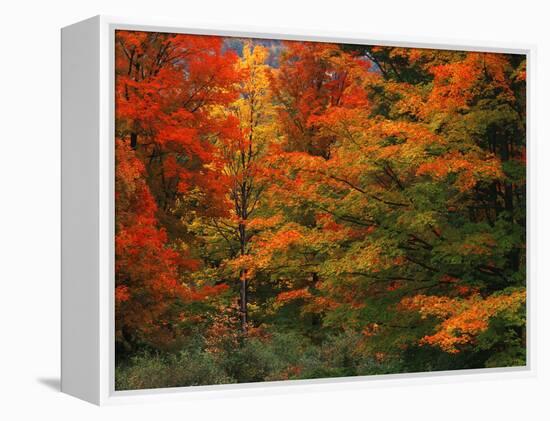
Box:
115;140;226;347
115;30;241;218
271;41;370;157
115;140;184;346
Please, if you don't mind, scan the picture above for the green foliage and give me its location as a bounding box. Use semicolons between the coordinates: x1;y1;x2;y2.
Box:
115;350;231;390
115;331;402;389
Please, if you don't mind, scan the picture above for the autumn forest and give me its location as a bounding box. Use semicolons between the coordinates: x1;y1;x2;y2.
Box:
114;30;527;390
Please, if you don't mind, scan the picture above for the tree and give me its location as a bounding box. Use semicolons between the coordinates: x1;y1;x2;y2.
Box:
115;31;240;225
115;139;186;349
265;46;526;366
270;41;371;159
114;31;239;351
194;43;279;333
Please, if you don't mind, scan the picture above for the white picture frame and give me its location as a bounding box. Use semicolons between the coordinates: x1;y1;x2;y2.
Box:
61;15;535;405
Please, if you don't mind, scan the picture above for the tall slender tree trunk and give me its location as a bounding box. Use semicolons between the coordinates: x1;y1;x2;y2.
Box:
238;184;249;333
239;268;248;333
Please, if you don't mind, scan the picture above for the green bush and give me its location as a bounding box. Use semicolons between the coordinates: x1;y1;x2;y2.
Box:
115;350;230;390
115;330;405;390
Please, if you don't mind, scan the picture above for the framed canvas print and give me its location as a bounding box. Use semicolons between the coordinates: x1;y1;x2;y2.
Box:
61;16;533;405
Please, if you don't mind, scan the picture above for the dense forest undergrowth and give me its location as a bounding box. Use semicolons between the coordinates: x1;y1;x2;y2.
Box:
114;31;526;390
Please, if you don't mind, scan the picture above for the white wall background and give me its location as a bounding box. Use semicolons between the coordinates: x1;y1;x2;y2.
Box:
1;0;548;418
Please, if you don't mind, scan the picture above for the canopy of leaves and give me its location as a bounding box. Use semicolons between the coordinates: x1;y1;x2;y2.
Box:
114;31;526;388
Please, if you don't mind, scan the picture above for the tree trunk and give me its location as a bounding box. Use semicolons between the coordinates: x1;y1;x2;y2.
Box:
238;217;248;333
239;269;247;333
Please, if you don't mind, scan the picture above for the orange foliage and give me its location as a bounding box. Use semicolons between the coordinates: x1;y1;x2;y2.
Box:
276;288;312;303
426;52;515;114
417;151;503;191
400;290;525;353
